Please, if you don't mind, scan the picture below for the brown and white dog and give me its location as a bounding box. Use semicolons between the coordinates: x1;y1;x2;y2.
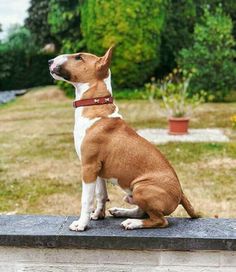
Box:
49;47;199;231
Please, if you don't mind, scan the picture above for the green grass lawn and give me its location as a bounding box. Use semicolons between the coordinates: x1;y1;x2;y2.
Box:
0;86;235;218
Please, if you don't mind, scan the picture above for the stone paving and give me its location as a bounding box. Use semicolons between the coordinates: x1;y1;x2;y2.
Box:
137;128;229;144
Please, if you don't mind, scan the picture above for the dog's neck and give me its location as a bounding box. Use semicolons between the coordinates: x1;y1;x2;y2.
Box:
73;71;112;100
73;71;120;119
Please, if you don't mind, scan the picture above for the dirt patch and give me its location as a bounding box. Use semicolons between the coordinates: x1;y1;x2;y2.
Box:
23;86;67;102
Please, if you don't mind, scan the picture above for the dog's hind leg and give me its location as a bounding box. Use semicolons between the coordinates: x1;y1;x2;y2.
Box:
121;211;168;230
109;206;145;218
120;182;172;230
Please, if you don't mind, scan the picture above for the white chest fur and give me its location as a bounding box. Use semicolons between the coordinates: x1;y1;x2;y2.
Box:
73;108;100;160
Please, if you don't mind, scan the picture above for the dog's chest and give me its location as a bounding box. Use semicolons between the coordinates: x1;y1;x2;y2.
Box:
73;108;100;159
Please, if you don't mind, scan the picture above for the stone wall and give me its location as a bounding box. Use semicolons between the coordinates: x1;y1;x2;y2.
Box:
0;215;235;272
0;247;235;272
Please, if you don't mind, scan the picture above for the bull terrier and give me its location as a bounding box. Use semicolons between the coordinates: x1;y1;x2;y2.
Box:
48;47;199;231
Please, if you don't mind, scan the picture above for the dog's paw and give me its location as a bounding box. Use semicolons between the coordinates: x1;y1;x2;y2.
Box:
108;207;124;217
90;209;105;220
121;219;143;230
69;220;87;231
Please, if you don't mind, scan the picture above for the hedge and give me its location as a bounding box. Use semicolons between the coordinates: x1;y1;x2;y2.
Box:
0;51;54;91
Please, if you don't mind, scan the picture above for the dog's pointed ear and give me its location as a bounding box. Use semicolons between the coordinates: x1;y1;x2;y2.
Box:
96;46;114;77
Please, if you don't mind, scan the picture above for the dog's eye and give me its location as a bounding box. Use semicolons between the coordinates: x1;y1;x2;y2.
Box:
75;55;82;61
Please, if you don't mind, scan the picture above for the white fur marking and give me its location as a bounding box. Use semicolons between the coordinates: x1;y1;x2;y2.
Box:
90;177;108;220
74;82;90;100
104;70;112;93
109;104;123;118
74;109;100;159
109;207;144;218
73;81;101;159
50;55;68;71
69;181;96;231
121;219;143;230
104;71;123;119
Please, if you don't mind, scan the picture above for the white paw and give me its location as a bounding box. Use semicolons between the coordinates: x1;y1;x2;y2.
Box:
121;219;143;230
109;207;124;217
90;212;99;220
90;209;105;220
69;220;87;231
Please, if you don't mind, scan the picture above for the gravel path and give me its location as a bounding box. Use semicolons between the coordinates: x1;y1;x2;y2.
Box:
137;128;229;144
0;90;27;105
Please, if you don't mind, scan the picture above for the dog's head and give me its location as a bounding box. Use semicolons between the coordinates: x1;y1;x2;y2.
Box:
49;47;113;84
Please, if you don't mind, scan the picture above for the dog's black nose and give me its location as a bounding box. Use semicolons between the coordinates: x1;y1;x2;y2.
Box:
48;59;53;66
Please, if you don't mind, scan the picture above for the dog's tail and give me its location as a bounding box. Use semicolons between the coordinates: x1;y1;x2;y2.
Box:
180;193;200;219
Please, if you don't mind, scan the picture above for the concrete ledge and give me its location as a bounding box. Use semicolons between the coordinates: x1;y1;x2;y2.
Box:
0;215;235;251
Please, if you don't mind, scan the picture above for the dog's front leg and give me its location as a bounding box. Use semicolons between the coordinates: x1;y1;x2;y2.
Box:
91;177;108;220
69;181;96;231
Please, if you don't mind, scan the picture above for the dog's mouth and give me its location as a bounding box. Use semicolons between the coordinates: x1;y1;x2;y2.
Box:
50;66;71;81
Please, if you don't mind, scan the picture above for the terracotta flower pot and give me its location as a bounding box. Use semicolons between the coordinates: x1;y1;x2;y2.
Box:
168;117;189;135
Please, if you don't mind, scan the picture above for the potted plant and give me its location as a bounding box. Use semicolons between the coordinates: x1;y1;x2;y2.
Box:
145;68;206;135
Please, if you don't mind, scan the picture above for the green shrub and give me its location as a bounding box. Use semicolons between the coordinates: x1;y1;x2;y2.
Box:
0;50;54;91
114;88;147;100
178;6;236;101
81;0;166;88
155;68;206;117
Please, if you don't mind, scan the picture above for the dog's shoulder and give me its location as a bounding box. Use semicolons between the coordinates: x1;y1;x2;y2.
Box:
88;117;124;133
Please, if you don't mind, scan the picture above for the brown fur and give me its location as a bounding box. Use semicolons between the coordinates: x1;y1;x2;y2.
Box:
57;47;199;228
80;117;197;227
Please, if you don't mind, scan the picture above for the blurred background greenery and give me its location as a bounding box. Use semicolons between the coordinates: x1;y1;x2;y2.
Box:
1;0;236;102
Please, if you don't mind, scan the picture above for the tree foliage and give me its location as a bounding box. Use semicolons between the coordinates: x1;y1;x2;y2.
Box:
81;0;166;88
158;0;196;76
25;0;53;47
48;0;83;52
178;6;236;101
2;0;236;99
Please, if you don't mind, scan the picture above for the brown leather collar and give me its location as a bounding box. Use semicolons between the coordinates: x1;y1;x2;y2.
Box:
73;96;113;108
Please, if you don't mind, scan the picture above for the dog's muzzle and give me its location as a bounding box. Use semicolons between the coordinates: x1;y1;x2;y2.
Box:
48;60;70;81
